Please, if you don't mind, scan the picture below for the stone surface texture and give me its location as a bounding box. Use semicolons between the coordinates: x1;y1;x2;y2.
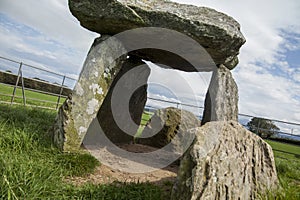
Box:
52;36;127;151
97;56;150;144
69;0;246;69
171;121;279;200
202;64;239;125
137;107;201;153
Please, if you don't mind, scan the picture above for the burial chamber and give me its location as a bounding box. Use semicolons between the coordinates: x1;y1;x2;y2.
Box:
51;0;245;152
51;2;280;199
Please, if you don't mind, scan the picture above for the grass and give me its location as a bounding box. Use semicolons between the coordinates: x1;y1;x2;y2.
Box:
0;104;163;199
0;83;65;109
140;111;153;126
263;140;300;199
0;104;299;199
266;139;300;160
135;111;154;138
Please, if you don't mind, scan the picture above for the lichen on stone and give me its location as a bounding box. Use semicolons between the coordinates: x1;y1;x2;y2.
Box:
75;83;84;96
86;98;100;115
89;83;104;95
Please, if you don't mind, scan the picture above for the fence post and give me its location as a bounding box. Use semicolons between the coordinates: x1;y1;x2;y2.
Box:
10;62;23;105
20;69;26;106
56;75;66;110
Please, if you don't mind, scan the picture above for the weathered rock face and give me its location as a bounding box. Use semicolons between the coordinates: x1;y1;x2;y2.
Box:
97;56;150;144
202;64;238;125
171;121;279;200
52;94;74;151
137;107;201;153
69;0;246;70
52;35;128;151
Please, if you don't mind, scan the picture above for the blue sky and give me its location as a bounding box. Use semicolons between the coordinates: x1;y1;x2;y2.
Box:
0;0;299;133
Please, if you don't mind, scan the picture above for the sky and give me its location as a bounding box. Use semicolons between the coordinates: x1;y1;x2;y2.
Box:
0;0;299;134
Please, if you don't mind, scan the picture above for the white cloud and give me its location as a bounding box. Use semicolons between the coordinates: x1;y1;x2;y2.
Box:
0;0;97;51
0;0;299;127
0;0;98;77
170;0;300;125
147;62;211;101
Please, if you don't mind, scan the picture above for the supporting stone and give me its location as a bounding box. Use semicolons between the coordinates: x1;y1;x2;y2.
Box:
52;35;128;151
171;121;279;200
97;56;150;144
202;65;239;125
137;107;201;153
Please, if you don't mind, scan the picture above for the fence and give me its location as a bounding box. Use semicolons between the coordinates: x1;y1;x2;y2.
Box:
0;56;77;110
145;97;300;142
0;56;299;141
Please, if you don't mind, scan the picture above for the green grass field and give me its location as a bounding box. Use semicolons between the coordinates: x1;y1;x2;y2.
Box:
266;140;300;158
0;83;65;109
135;111;154;138
0;104;299;199
264;140;300;199
0;104;162;199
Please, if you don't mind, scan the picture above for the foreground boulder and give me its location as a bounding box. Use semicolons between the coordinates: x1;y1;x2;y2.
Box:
171;121;279;200
202;64;239;124
69;0;246;69
137;107;201;153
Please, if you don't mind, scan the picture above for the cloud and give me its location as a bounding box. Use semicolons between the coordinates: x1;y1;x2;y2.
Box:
0;0;98;78
147;62;212;107
169;0;300;125
0;0;97;51
0;0;299;128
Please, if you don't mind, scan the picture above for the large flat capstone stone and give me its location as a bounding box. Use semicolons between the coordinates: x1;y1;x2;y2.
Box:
69;0;246;70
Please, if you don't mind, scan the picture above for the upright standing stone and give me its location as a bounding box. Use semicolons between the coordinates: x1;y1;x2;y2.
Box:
202;65;239;124
52;36;128;151
171;121;279;200
97;56;150;144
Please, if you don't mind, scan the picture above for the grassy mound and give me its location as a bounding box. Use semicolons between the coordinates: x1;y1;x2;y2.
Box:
0;104;163;199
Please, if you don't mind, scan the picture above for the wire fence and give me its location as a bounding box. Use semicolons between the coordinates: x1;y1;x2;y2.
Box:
0;56;299;142
0;56;76;110
145;97;300;143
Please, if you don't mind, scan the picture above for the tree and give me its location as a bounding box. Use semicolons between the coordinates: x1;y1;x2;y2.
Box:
247;117;280;138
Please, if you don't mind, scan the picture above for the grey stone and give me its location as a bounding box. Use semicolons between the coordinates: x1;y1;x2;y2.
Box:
97;56;150;144
69;0;246;70
171;121;279;200
51;94;74;151
202;64;238;124
52;35;128;151
137;107;201;153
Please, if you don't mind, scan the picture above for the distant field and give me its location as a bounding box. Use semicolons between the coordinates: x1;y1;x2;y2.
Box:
136;111;154;137
265;140;300;199
266;139;300;160
0;83;65;109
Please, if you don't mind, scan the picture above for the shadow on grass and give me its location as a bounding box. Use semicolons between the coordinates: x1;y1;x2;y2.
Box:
70;181;164;200
273;149;300;159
